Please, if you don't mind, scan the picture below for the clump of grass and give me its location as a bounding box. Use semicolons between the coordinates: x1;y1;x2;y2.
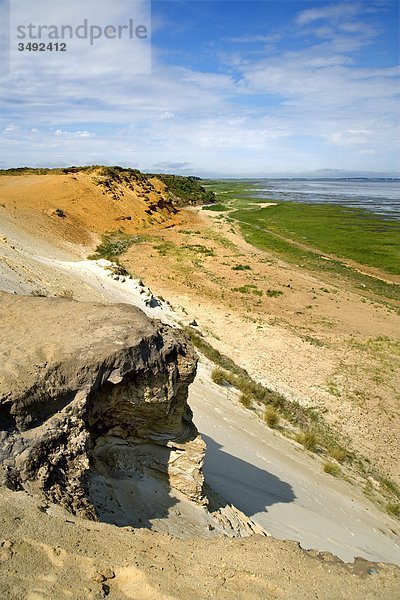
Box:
88;230;136;260
328;446;348;463
295;430;318;452
301;335;325;347
264;407;280;428
380;477;400;499
387;503;400;517
211;368;227;386
239;394;252;408
232;284;262;296
232;264;251;271
267;289;283;298
323;462;340;476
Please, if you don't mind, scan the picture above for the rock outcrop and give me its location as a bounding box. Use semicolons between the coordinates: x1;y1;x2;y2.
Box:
0;292;204;519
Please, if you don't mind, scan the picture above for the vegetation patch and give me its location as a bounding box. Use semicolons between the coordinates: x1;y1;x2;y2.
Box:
295;431;318;452
232;264;251;271
151;174;215;206
323;462;341;476
183;244;215;257
231;202;400;276
264;407;280;428
266;289;283;298
202;203;229;211
88;230;137;260
232;284;262;296
387;502;400;517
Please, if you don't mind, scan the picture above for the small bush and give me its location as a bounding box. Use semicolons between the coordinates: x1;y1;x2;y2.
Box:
323;462;340;476
232;264;251;271
239;394;252;408
296;431;318;452
267;289;283;298
264;407;280;428
211;368;226;386
387;503;400;517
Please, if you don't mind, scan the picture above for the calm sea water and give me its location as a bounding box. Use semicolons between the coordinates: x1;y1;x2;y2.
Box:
249;179;400;221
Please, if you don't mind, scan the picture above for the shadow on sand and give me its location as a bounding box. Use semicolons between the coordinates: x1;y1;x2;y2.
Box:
202;435;295;517
88;434;295;530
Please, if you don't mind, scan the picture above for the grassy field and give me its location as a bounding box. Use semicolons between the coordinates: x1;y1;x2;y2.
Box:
232;203;400;276
202;180;400;304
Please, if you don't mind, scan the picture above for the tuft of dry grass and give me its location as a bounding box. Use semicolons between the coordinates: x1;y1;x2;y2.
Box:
328;446;348;463
295;431;318;452
211;368;226;386
264;407;280;428
323;462;340;477
239;394;252;408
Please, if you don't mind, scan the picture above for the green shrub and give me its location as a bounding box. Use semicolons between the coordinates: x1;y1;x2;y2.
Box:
232;284;262;296
267;289;283;298
232;264;251;271
202;203;229;212
88;230;136;260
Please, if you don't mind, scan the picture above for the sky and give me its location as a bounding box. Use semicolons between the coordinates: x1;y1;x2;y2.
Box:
0;0;399;176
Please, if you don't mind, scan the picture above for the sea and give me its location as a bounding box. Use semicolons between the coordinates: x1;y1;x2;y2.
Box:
246;179;400;221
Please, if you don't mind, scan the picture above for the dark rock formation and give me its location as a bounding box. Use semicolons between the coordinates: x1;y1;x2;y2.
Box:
0;292;204;518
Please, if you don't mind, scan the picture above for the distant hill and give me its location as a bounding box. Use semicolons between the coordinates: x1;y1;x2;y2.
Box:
147;173;216;206
0;166;216;207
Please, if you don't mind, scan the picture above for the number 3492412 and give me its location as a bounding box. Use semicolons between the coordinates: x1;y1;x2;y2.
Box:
18;42;67;51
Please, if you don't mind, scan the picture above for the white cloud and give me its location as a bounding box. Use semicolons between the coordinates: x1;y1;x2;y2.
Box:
296;3;360;26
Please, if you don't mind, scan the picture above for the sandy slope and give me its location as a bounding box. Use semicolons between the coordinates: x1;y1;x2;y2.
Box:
190;363;400;564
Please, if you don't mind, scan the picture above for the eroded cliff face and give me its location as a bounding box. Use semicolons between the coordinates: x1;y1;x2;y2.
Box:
0;292;204;519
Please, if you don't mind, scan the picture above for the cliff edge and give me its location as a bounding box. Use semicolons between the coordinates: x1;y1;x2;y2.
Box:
0;292;203;520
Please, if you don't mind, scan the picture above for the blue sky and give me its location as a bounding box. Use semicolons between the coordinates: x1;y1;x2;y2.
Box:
1;0;399;176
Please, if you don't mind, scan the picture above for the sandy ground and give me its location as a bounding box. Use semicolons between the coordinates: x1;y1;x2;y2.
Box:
1;488;399;600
